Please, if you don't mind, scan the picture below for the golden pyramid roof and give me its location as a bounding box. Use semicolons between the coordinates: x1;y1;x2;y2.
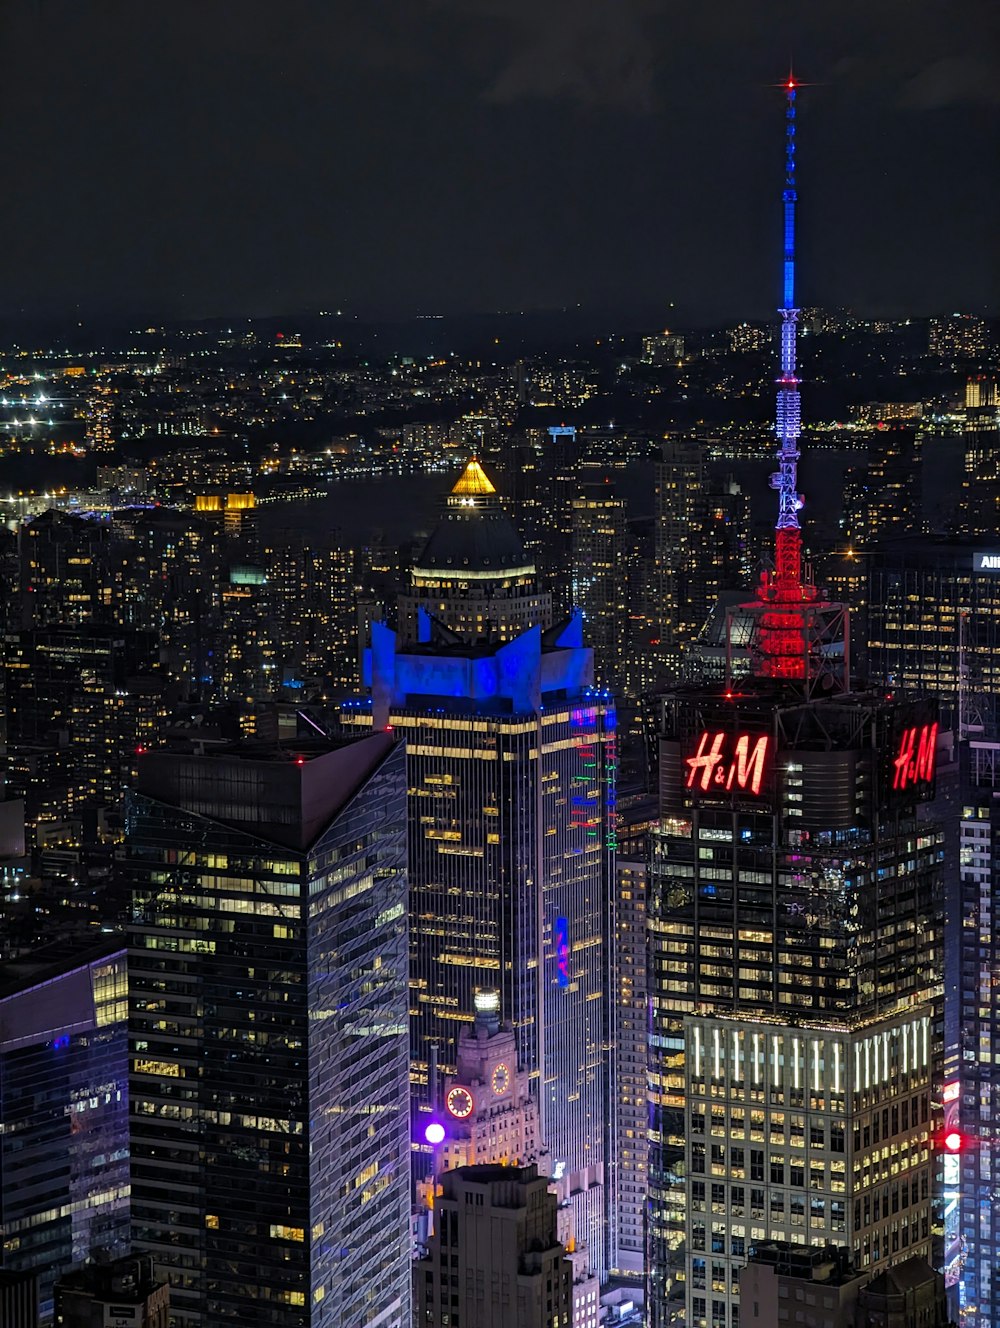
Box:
450;457;496;497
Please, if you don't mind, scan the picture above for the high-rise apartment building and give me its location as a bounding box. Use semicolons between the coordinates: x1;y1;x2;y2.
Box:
0;942;129;1323
127;732;412;1327
3;625;162;844
362;462;615;1276
654;441;748;680
841;427;924;548
571;485;630;691
927;315;989;361
642;332;686;365
958;376;1000;536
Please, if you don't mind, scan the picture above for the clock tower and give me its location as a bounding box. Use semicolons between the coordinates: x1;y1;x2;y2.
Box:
427;991;550;1178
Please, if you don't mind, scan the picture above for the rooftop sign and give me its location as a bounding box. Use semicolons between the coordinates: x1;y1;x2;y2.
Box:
973;551;1000;571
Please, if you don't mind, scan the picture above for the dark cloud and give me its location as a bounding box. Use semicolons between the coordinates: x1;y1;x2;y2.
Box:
0;0;994;322
469;0;659;112
899;56;1000;110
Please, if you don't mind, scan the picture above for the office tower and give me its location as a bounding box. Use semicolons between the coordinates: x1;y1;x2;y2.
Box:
654;442;749;681
609;859;648;1281
939;739;1000;1326
0;1269;38;1328
958;376;1000;536
127;732;411;1328
413;1165;577;1328
571;485;630;690
647;83;941;1328
366;468;614;1277
397;458;551;645
0;943;129;1322
54;1254;169;1327
865;537;1000;734
841;427;924;548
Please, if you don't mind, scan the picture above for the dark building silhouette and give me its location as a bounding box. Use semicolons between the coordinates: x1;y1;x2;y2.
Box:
54;1253;169;1327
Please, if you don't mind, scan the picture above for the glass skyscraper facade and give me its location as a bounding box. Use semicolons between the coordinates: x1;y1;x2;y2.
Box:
0;943;129;1323
127;732;411;1328
369;618;616;1278
941;739;1000;1327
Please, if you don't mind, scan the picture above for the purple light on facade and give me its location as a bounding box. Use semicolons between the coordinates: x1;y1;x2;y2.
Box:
555;916;570;987
424;1121;445;1145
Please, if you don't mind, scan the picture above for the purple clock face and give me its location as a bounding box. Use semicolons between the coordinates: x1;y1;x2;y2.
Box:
447;1087;474;1119
491;1063;510;1095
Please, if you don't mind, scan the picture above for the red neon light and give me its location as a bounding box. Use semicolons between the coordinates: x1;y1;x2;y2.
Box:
892;723;938;790
943;1130;964;1153
685;731;770;796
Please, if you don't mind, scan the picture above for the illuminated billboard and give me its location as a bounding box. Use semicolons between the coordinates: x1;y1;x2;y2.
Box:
684;730;770;797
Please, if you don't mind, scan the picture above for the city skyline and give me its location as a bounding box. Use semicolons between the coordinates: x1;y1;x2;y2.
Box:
0;25;996;1328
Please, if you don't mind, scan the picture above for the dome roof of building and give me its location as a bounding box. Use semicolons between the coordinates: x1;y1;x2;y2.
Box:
413;459;532;576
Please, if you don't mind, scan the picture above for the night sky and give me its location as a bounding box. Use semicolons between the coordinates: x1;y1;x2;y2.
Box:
2;1;998;324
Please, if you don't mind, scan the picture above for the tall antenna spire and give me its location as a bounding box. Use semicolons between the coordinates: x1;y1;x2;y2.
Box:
731;75;850;692
752;75;819;680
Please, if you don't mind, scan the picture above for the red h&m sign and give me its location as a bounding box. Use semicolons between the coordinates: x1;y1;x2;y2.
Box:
892;723;938;790
685;731;770;796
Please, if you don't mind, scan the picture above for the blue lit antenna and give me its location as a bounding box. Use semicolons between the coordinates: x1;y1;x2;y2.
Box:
771;73;803;540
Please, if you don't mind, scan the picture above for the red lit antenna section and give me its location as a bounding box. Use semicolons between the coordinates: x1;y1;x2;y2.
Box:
735;76;851;691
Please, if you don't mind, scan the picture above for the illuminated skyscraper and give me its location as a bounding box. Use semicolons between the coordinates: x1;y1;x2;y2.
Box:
958;376;1000;536
647;83;942;1328
654;442;749;681
940;739;1000;1326
0;943;129;1323
364;462;615;1277
571;484;630;690
864;536;1000;735
127;733;411;1328
841;427;924;548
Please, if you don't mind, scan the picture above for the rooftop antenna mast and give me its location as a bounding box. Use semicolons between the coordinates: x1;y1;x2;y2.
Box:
738;74;850;692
